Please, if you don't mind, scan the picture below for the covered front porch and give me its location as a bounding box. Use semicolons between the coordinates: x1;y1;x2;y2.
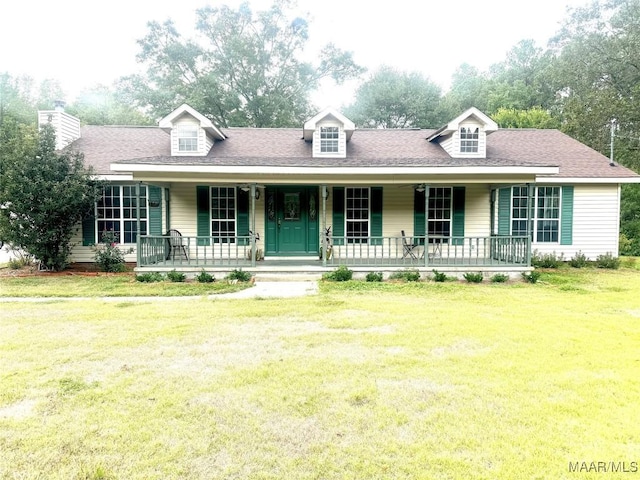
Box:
136;233;531;275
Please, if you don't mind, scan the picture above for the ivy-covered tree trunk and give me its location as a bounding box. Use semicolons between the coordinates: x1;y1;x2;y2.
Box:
0;123;104;271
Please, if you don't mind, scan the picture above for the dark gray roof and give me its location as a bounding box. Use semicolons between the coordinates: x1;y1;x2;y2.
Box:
71;125;638;179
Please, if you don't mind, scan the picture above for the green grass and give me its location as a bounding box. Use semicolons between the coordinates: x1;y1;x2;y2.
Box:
0;274;247;297
1;269;639;479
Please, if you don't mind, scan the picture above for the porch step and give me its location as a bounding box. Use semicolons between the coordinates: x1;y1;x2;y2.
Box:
253;272;322;282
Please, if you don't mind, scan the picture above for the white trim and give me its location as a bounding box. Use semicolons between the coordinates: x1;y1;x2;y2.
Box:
111;164;559;176
536;176;640;184
101;174;134;181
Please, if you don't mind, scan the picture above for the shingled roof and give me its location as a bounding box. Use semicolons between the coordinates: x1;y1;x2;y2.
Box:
71;124;638;179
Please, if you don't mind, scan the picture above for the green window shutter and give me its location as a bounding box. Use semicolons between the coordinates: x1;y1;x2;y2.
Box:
452;186;465;245
237;187;250;246
370;187;383;245
148;185;162;235
332;187;345;245
82;212;96;246
413;190;426;245
196;186;210;246
498;188;511;236
561;186;574;245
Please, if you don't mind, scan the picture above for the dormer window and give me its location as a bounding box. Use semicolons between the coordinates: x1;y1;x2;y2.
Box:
178;125;198;152
320;127;339;153
460;127;479;153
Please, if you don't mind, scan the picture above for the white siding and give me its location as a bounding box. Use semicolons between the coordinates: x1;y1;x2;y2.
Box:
533;184;620;260
170;117;212;156
38;110;81;150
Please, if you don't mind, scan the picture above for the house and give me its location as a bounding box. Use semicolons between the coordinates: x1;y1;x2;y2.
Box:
40;104;640;276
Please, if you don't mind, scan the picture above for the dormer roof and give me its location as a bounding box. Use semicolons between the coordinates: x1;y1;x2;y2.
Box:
427;107;498;142
159;103;226;140
303;108;355;141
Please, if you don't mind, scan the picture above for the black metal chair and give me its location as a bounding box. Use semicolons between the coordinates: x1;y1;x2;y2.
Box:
165;229;188;260
401;230;418;259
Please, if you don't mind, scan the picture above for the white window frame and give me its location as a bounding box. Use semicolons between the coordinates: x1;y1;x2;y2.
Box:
510;186;560;243
210;186;237;243
320;126;339;153
345;187;369;243
96;185;147;244
178;125;199;152
460;127;479;153
428;187;452;241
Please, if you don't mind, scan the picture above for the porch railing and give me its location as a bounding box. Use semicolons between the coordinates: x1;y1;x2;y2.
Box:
138;234;530;268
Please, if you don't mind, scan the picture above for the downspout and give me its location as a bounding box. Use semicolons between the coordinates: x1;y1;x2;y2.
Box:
322;185;327;267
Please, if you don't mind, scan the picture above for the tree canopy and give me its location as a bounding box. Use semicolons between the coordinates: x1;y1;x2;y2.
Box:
119;0;364;127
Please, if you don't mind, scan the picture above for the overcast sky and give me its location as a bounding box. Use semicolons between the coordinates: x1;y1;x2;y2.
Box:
2;0;588;109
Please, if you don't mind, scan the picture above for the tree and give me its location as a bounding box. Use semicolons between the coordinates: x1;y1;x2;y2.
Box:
121;0;364;126
491;107;560;129
344;66;444;128
0;123;104;271
67;85;153;125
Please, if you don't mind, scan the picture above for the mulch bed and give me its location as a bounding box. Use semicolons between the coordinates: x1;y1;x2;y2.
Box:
0;263;136;277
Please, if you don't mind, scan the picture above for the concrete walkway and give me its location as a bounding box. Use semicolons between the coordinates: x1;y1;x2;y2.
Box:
0;281;319;302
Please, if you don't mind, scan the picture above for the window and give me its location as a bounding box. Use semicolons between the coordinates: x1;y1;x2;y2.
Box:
178;125;198;152
97;185;147;243
428;187;452;240
211;187;236;243
510;186;560;242
346;187;369;243
460;127;479;153
320;126;339;153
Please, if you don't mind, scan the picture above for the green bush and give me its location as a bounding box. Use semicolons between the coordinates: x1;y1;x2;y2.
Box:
8;253;34;270
389;269;420;282
136;272;164;283
431;269;448;282
195;270;215;283
365;271;383;282
569;251;589;268
226;269;252;282
521;270;541;284
323;265;353;282
531;250;564;268
92;231;133;273
595;252;620;269
463;272;483;283
166;269;186;282
490;273;509;283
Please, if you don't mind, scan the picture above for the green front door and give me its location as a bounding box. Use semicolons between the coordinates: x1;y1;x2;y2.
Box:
265;186;319;255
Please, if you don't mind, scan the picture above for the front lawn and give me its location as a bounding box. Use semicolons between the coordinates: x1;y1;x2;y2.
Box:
1;268;639;479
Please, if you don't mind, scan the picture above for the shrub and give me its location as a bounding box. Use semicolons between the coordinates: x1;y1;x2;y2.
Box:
531;250;564;268
366;271;383;282
166;269;186;282
195;270;215;283
226;268;252;282
595;252;620;269
323;265;353;282
521;270;541;284
463;272;483;283
431;269;448;282
93;231;133;273
136;272;164;283
8;253;35;270
569;251;589;268
389;269;420;282
490;273;509;283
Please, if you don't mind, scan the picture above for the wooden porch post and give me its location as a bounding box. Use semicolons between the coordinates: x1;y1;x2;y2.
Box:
424;185;430;267
136;182;141;267
526;183;534;266
250;183;256;268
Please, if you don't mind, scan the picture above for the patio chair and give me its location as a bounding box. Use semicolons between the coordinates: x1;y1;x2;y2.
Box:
401;230;418;259
166;229;189;260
